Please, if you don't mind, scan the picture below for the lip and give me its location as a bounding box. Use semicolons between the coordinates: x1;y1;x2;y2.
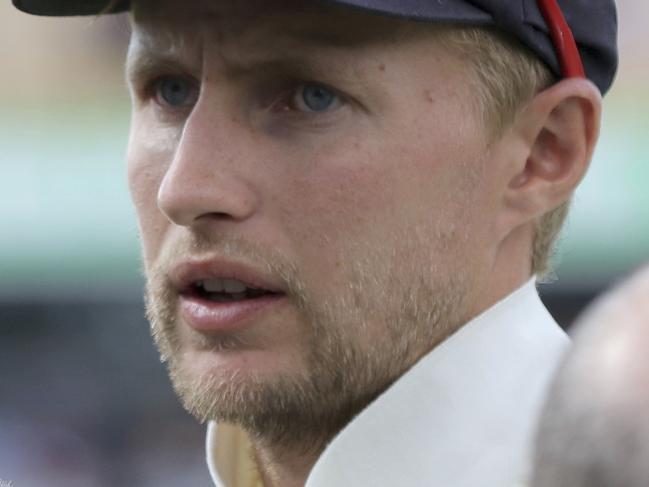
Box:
170;258;287;333
171;258;285;295
180;293;286;333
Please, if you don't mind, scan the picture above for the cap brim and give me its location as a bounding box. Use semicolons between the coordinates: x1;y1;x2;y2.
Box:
12;0;129;16
10;0;617;94
11;0;492;22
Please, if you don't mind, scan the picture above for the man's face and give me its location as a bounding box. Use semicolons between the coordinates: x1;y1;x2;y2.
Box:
126;0;503;446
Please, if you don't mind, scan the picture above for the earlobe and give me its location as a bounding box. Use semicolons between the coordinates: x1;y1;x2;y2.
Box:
503;78;602;224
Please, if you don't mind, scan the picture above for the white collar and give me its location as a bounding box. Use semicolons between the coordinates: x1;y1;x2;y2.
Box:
206;278;569;487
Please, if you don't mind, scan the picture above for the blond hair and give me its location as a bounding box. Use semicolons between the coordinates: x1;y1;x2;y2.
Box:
437;26;566;278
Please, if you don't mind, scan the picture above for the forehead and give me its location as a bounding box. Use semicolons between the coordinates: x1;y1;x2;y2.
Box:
128;0;427;58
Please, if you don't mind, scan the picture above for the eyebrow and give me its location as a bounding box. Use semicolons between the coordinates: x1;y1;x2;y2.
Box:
125;52;364;98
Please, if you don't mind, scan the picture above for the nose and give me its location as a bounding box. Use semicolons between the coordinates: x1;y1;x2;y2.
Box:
157;101;259;227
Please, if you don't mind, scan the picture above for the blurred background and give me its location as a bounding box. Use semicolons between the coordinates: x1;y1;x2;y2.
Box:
1;1;647;486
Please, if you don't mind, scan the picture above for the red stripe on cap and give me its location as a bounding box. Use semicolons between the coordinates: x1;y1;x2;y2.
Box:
537;0;585;79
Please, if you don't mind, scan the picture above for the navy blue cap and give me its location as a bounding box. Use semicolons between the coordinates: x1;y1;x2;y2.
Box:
12;0;618;94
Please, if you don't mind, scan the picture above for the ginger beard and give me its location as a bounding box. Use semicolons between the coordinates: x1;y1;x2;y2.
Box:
144;229;471;451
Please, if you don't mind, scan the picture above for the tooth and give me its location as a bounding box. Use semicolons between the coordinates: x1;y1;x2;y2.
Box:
202;278;225;292
223;279;248;294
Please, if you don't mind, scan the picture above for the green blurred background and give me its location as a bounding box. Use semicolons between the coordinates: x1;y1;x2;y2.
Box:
0;1;647;486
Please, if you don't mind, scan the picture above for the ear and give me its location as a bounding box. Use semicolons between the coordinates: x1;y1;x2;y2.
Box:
498;78;602;234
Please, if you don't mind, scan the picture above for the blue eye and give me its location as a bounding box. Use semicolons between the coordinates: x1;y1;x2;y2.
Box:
155;77;198;108
294;84;339;113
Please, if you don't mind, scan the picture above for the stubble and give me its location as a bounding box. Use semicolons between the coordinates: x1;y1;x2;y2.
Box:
145;227;470;454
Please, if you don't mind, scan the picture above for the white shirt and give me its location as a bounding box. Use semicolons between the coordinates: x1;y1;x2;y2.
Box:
206;278;570;487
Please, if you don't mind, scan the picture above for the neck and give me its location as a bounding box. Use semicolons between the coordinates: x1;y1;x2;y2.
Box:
474;223;534;315
251;439;322;487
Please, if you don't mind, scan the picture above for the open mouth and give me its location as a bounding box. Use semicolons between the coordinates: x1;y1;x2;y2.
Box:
191;278;280;303
174;264;288;332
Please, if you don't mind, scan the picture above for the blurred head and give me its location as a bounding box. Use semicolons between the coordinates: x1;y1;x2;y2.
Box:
125;0;601;449
533;265;649;487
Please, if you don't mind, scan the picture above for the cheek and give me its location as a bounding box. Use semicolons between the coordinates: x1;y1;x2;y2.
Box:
285;141;396;240
126;119;180;262
273;113;490;288
290;133;466;233
273;139;436;283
